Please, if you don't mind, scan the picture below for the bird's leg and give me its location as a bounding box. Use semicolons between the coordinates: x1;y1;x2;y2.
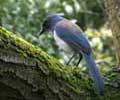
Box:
66;53;76;65
76;53;83;67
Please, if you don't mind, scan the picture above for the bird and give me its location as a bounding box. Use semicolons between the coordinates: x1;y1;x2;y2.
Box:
40;14;105;93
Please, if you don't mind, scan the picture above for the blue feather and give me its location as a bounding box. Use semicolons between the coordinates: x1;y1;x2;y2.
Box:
55;19;91;54
54;19;105;92
83;53;105;92
43;15;105;92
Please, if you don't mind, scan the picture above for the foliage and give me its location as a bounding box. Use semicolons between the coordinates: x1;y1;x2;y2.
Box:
0;0;116;72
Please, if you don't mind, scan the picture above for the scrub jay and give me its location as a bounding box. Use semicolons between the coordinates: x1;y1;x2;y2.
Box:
40;14;105;93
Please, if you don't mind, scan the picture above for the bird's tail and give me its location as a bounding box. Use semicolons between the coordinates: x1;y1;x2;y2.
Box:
83;53;105;92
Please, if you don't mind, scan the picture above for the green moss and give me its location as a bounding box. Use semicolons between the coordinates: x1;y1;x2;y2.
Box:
0;26;81;93
0;26;120;99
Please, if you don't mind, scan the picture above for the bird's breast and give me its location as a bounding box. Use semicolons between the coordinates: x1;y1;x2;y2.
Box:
53;31;72;52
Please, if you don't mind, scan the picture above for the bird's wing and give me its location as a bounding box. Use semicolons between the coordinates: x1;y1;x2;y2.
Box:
55;19;91;54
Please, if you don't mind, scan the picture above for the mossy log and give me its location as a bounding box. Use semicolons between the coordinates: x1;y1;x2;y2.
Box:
0;27;120;100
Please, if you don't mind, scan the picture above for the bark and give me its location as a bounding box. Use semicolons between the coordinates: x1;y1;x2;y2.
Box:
0;27;120;100
104;0;120;66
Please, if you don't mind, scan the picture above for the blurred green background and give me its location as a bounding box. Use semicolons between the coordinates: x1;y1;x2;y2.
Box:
0;0;116;72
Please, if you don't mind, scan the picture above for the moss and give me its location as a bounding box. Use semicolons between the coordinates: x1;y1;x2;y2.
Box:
0;27;81;93
0;26;120;99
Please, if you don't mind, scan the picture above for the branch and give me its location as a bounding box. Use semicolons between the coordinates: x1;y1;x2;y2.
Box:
0;27;119;100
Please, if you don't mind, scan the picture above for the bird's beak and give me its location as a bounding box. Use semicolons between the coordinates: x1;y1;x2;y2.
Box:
39;28;45;35
40;30;44;35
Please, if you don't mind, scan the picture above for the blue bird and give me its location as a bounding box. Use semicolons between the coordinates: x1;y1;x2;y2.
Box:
40;14;105;93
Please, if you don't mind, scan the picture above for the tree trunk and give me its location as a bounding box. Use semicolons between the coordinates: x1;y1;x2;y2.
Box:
104;0;120;67
0;27;120;100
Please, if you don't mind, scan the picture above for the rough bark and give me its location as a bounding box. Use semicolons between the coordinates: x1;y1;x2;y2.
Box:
104;0;120;66
0;27;120;100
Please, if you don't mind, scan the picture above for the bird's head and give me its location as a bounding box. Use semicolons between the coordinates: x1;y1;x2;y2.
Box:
40;14;63;35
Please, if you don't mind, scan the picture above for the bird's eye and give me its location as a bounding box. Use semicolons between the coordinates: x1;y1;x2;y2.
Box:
43;19;51;29
43;20;47;26
42;21;46;26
